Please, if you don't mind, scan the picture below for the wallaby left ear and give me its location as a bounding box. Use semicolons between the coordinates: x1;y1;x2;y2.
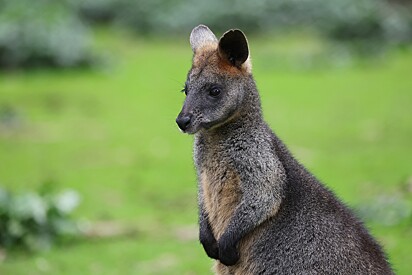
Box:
190;25;218;53
218;29;249;67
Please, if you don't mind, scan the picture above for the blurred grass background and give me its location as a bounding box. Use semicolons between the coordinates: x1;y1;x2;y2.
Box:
0;0;412;274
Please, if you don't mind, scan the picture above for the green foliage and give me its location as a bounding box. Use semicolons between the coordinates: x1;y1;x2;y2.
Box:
1;0;411;69
73;0;120;24
314;0;412;44
0;187;80;251
357;195;412;226
74;0;412;45
0;0;94;69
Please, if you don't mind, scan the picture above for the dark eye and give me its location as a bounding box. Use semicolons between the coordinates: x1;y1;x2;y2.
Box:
209;86;221;97
181;83;188;95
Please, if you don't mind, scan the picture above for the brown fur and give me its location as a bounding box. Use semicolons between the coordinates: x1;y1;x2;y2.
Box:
193;45;251;76
200;163;241;239
201;170;239;239
201;168;258;275
200;145;262;274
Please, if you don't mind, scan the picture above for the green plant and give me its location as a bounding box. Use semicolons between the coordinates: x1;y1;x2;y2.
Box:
0;188;81;251
77;0;412;45
0;0;94;69
356;195;412;226
73;0;120;24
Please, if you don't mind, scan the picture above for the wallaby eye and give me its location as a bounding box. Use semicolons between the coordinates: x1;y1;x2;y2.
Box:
209;86;221;98
181;83;188;95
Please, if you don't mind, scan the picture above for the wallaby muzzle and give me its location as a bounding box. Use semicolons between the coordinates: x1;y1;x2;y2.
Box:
176;112;192;132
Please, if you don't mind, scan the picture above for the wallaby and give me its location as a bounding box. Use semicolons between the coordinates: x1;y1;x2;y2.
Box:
176;25;393;275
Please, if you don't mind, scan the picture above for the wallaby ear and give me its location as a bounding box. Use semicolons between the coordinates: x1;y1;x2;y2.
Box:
218;29;249;67
190;25;218;53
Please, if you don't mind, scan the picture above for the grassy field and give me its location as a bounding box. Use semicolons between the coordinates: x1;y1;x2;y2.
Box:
0;29;411;274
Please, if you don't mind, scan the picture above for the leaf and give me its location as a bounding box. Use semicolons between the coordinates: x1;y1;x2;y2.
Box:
0;187;81;251
8;219;24;237
53;190;80;215
0;188;10;212
9;193;47;224
357;195;412;226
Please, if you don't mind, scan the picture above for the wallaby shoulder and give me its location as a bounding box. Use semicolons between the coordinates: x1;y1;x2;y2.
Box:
245;132;394;274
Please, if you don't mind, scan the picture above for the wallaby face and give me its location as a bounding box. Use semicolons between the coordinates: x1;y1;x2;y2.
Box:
177;25;393;275
176;25;252;134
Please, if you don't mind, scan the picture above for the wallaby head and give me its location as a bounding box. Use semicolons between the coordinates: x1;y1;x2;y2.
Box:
176;25;255;134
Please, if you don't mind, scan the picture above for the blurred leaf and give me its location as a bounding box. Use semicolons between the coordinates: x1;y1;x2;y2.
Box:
53;190;81;215
74;0;412;47
9;193;47;224
0;187;9;210
357;195;412;226
0;0;95;69
7;219;24;237
0;187;81;251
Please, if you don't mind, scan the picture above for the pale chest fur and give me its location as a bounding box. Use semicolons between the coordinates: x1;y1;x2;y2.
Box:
194;135;240;239
199;157;260;275
200;161;241;239
195;136;260;275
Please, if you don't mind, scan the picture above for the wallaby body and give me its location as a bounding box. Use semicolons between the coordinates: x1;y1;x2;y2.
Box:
176;25;393;274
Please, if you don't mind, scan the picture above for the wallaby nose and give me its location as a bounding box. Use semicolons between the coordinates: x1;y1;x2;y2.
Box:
176;115;192;131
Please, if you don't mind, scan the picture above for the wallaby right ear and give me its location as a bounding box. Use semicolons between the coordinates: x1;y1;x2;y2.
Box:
218;29;249;67
190;25;218;53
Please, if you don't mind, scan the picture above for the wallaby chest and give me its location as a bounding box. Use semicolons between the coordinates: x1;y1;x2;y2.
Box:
196;141;242;239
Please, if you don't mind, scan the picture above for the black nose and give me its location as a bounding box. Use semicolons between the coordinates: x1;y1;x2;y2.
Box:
176;115;192;131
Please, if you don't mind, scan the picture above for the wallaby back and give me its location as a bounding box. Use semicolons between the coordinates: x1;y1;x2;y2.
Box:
176;25;393;275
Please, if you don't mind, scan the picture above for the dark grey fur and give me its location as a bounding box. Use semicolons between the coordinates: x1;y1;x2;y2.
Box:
176;25;393;274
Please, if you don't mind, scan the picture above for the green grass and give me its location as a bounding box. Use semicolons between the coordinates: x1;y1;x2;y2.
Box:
0;29;411;274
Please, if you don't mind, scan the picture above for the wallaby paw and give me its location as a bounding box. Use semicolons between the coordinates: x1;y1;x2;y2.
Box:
202;240;219;260
218;239;239;266
200;227;219;260
219;247;239;266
